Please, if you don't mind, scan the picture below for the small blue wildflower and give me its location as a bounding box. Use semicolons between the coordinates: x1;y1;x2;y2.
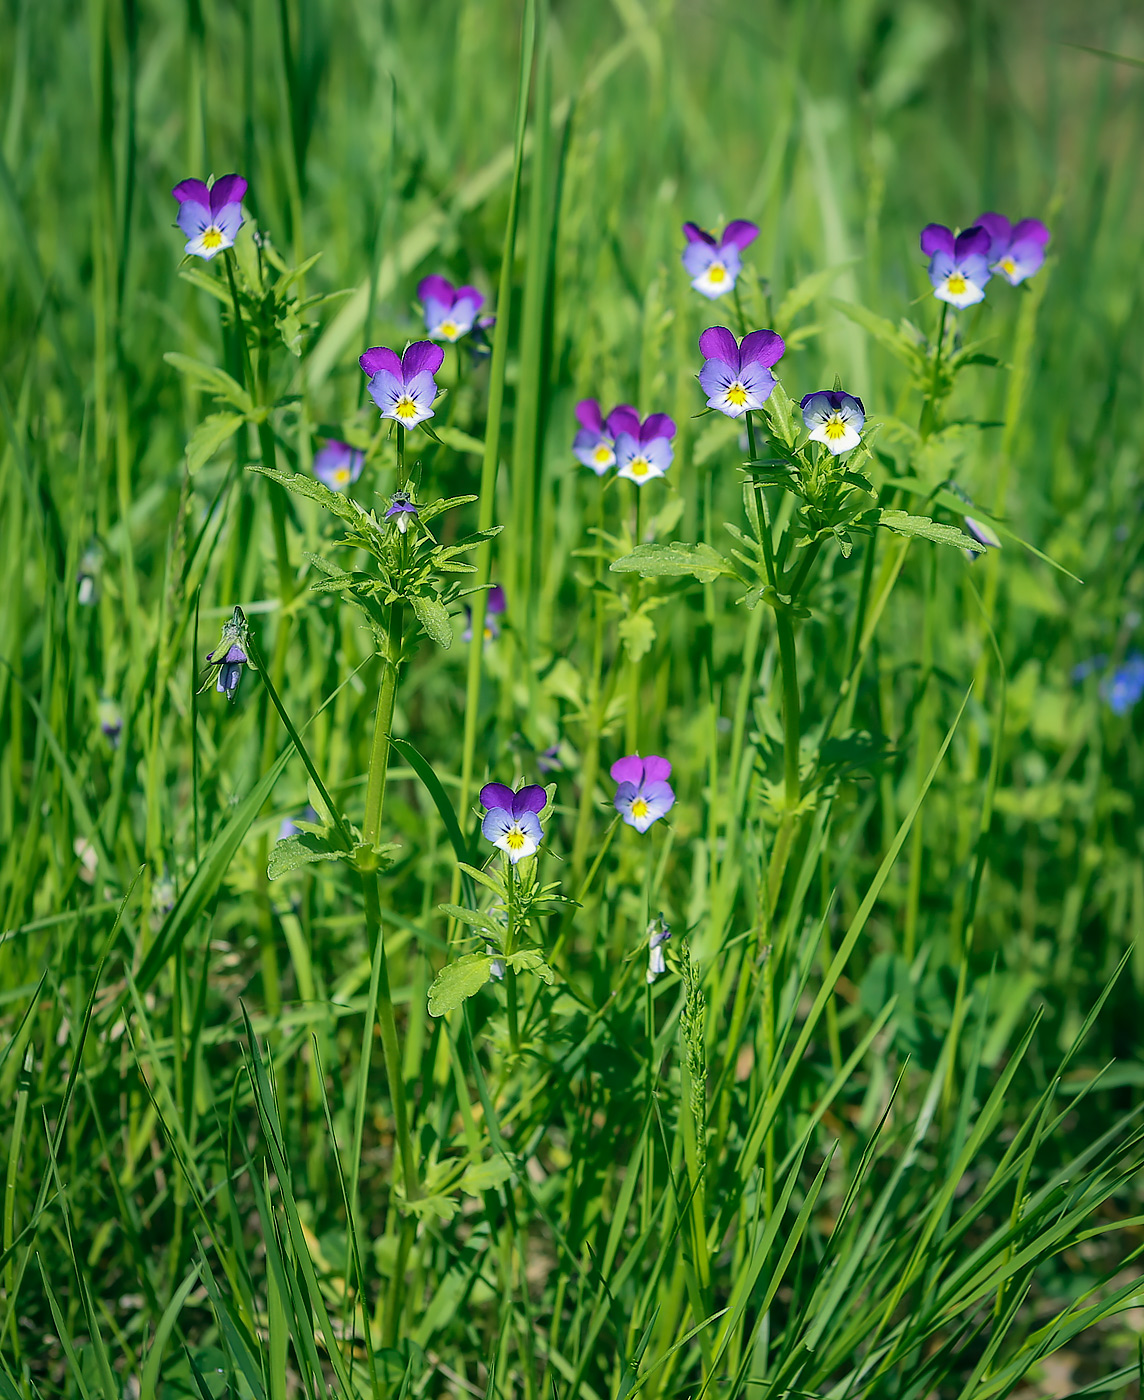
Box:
611;754;675;832
171;174;247;260
800;390;865;455
920;223;992;308
313;440;364;491
681;220;759;299
359;342;444;428
1071;655;1107;684
698;326;785;419
480;782;547;863
614;414;677;487
1103;655;1144;715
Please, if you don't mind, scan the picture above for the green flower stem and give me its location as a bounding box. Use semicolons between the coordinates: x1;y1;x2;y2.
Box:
505;860;520;1058
625;481;642;753
775;608;801;809
395;424;406;491
363;600;404;850
919;300;948;440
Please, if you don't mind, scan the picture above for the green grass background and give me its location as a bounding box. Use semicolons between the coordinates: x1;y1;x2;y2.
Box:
2;0;1144;1395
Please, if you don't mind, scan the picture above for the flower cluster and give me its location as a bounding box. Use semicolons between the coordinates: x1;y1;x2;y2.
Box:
171;175;247;261
921;213;1049;306
681;220;759;299
573;400;640;475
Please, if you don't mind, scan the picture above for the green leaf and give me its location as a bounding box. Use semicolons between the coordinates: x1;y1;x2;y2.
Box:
618;610;656;662
427;954;495;1016
506;949;555;984
186;412;245;475
459;1157;514;1194
419;492;478;524
434;425;486;456
163;352;252;413
833;300;927;372
457;862;507;898
177;266;230;305
775;261;854;330
266;831;377;880
277;309;303;356
438;903;501;936
878;508;984;552
610;542;734;583
762;378;798;448
248;462;362;526
409;591;453;648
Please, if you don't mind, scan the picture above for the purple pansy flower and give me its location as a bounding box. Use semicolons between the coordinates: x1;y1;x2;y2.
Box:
384;490;421;534
1102;655;1144;715
614;414;677;487
800;390;865;455
646;915;671;984
611;754;675;832
681;220;759;299
698;326;785;419
360;342;445;429
206;640;248;702
974;212;1050;286
573;399;641;475
480;781;547;863
171;174;247;261
920;224;992;308
417;275;486;342
313;440;364;491
463;584;507;643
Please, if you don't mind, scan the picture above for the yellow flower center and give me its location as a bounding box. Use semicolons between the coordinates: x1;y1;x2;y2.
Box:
946;271;968;295
506;827;526;851
333;467;350;484
629;457;650;478
594;445;612;465
439;319;459;340
483;625;495;640
726;382;748;408
631;797;650;818
824;414;848;440
394;395;419;421
1000;256;1016;277
201;227;224;250
708;263;726;283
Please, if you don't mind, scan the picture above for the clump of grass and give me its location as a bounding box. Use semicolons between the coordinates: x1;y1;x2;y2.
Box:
2;1;1144;1396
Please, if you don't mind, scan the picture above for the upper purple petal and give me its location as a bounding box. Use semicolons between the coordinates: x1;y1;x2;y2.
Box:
974;211;1012;258
454;285;485;312
606;405;641;438
360;346;402;378
611;755;646;784
1011;218;1050;248
576;399;604;433
487;584;507;614
682;222;716;245
418;274;456;306
511;784;548;816
698;326;741;369
172;178;211;206
209;174;247;212
401;341;445;378
480;782;516;812
719;219;759;251
739;328;785;369
639;413;676;443
920;223;955;257
954;226;991;260
641;755;671;782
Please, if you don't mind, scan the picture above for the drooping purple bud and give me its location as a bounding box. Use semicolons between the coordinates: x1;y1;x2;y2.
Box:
98;697;123;748
205;606;252;705
647;915;671;983
384;491;422;534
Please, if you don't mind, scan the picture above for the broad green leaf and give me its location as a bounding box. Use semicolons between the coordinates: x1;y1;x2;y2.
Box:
177;266;231;305
610;541;734;583
506;949;555;983
267;831;359;879
163;352;252;413
427;954;495;1016
248;461;363;526
762;378;798;448
438;903;501;935
618;610;656;661
434;425;486;456
410;591;453;648
459;1157;514;1194
878;508;984;552
186;412;245;475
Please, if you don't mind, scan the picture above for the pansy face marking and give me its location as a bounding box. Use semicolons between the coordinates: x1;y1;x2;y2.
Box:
359;342;445;429
417;276;486;342
479;782;548;864
974;212;1051;287
697;326;786;420
681;220;759;300
611;754;676;832
614;412;677;488
800;390;866;455
171;174;247;261
920;223;992;308
572;400;640;475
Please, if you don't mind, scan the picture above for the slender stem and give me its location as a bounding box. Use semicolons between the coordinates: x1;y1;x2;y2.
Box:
395;424;406;491
775;608;800;808
505;860;520;1058
919;301;948;440
363;601;404;849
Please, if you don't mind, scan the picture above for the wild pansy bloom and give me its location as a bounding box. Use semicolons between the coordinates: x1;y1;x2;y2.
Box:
920;224;992;308
171;174;247;261
360;342;444;429
418;276;486;342
614;414;676;487
800;390;866;455
572;400;640;475
205;608;250;703
611;754;675;832
480;782;547;863
647;915;671;984
975;213;1050;286
384;490;421;534
681;220;759;299
313;440;364;491
698;326;785;419
463;584;507;642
